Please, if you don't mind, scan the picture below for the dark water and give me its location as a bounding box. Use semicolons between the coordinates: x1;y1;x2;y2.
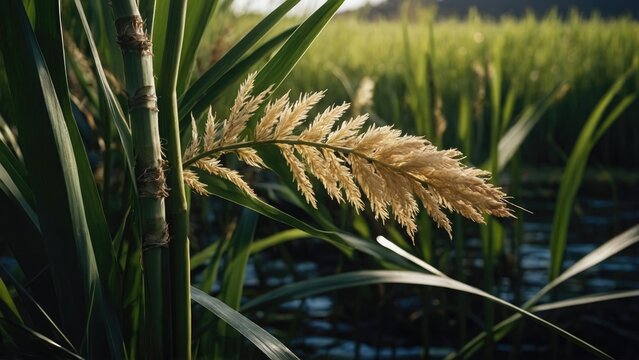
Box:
236;179;639;359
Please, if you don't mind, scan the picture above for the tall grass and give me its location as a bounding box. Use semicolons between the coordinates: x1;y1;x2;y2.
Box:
270;11;639;166
1;1;638;359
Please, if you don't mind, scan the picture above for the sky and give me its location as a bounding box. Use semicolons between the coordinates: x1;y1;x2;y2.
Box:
231;0;386;15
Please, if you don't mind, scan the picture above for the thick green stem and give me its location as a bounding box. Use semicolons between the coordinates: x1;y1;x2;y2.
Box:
111;2;168;358
155;0;191;358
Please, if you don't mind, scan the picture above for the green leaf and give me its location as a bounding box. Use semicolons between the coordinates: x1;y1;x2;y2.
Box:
179;0;301;120
176;0;219;95
0;276;21;324
216;209;259;359
494;82;567;171
0;265;75;352
71;0;136;190
250;229;311;254
252;0;345;96
195;171;428;271
0;140;37;230
190;229;310;270
180;26;299;145
532;290;639;313
242;270;611;359
0;318;83;360
34;0;121;304
191;287;300;360
549;69;635;280
0;1;123;355
450;224;639;359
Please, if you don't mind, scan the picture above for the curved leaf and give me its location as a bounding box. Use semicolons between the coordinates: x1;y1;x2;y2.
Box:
191;229;310;270
35;0;120;304
0;318;83;360
71;0;136;189
252;0;345;96
495;82;567;171
0;265;75;352
195;171;427;272
176;0;219;95
0;1;123;355
179;25;299;145
450;224;639;359
179;0;302;120
191;287;300;360
242;270;611;359
549;68;635;280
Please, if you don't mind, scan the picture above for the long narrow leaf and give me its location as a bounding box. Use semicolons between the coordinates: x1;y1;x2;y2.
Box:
0;141;38;229
71;0;136;189
34;0;120;303
532;290;639;312
191;287;300;360
0;277;21;323
252;0;345;96
176;0;219;95
0;265;75;352
216;209;259;359
0;318;83;360
450;224;639;359
196;171;427;272
190;229;310;269
179;0;301;120
0;1;123;355
495;82;567;171
241;270;611;359
549;69;634;279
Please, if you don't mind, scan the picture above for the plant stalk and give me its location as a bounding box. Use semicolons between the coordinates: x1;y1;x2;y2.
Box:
155;0;191;358
111;1;168;358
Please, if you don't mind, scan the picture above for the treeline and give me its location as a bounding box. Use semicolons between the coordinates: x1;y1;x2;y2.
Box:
360;0;639;19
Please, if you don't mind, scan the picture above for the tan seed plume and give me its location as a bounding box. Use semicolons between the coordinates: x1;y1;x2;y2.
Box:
182;73;514;239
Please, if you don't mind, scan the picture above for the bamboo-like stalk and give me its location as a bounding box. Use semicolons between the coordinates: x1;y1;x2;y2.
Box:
155;0;191;358
110;1;168;358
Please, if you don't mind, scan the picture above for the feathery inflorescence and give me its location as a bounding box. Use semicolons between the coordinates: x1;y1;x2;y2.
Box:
182;73;513;239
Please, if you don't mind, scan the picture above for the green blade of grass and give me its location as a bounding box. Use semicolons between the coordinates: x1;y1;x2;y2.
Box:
179;0;301;120
0;145;58;325
194;171;428;272
241;270;611;359
0;276;22;324
448;224;639;359
0;1;123;355
494;82;567;171
215;209;259;359
179;26;298;144
71;0;136;189
0;318;84;360
34;0;121;304
549;69;634;280
450;289;639;360
252;0;345;97
191;287;300;360
190;229;310;269
250;228;311;254
0;265;75;352
532;290;639;312
0;141;37;229
176;0;220;96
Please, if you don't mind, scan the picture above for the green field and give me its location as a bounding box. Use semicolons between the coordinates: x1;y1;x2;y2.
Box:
283;11;639;167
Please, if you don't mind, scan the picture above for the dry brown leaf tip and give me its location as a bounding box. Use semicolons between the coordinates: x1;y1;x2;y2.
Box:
182;72;513;239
